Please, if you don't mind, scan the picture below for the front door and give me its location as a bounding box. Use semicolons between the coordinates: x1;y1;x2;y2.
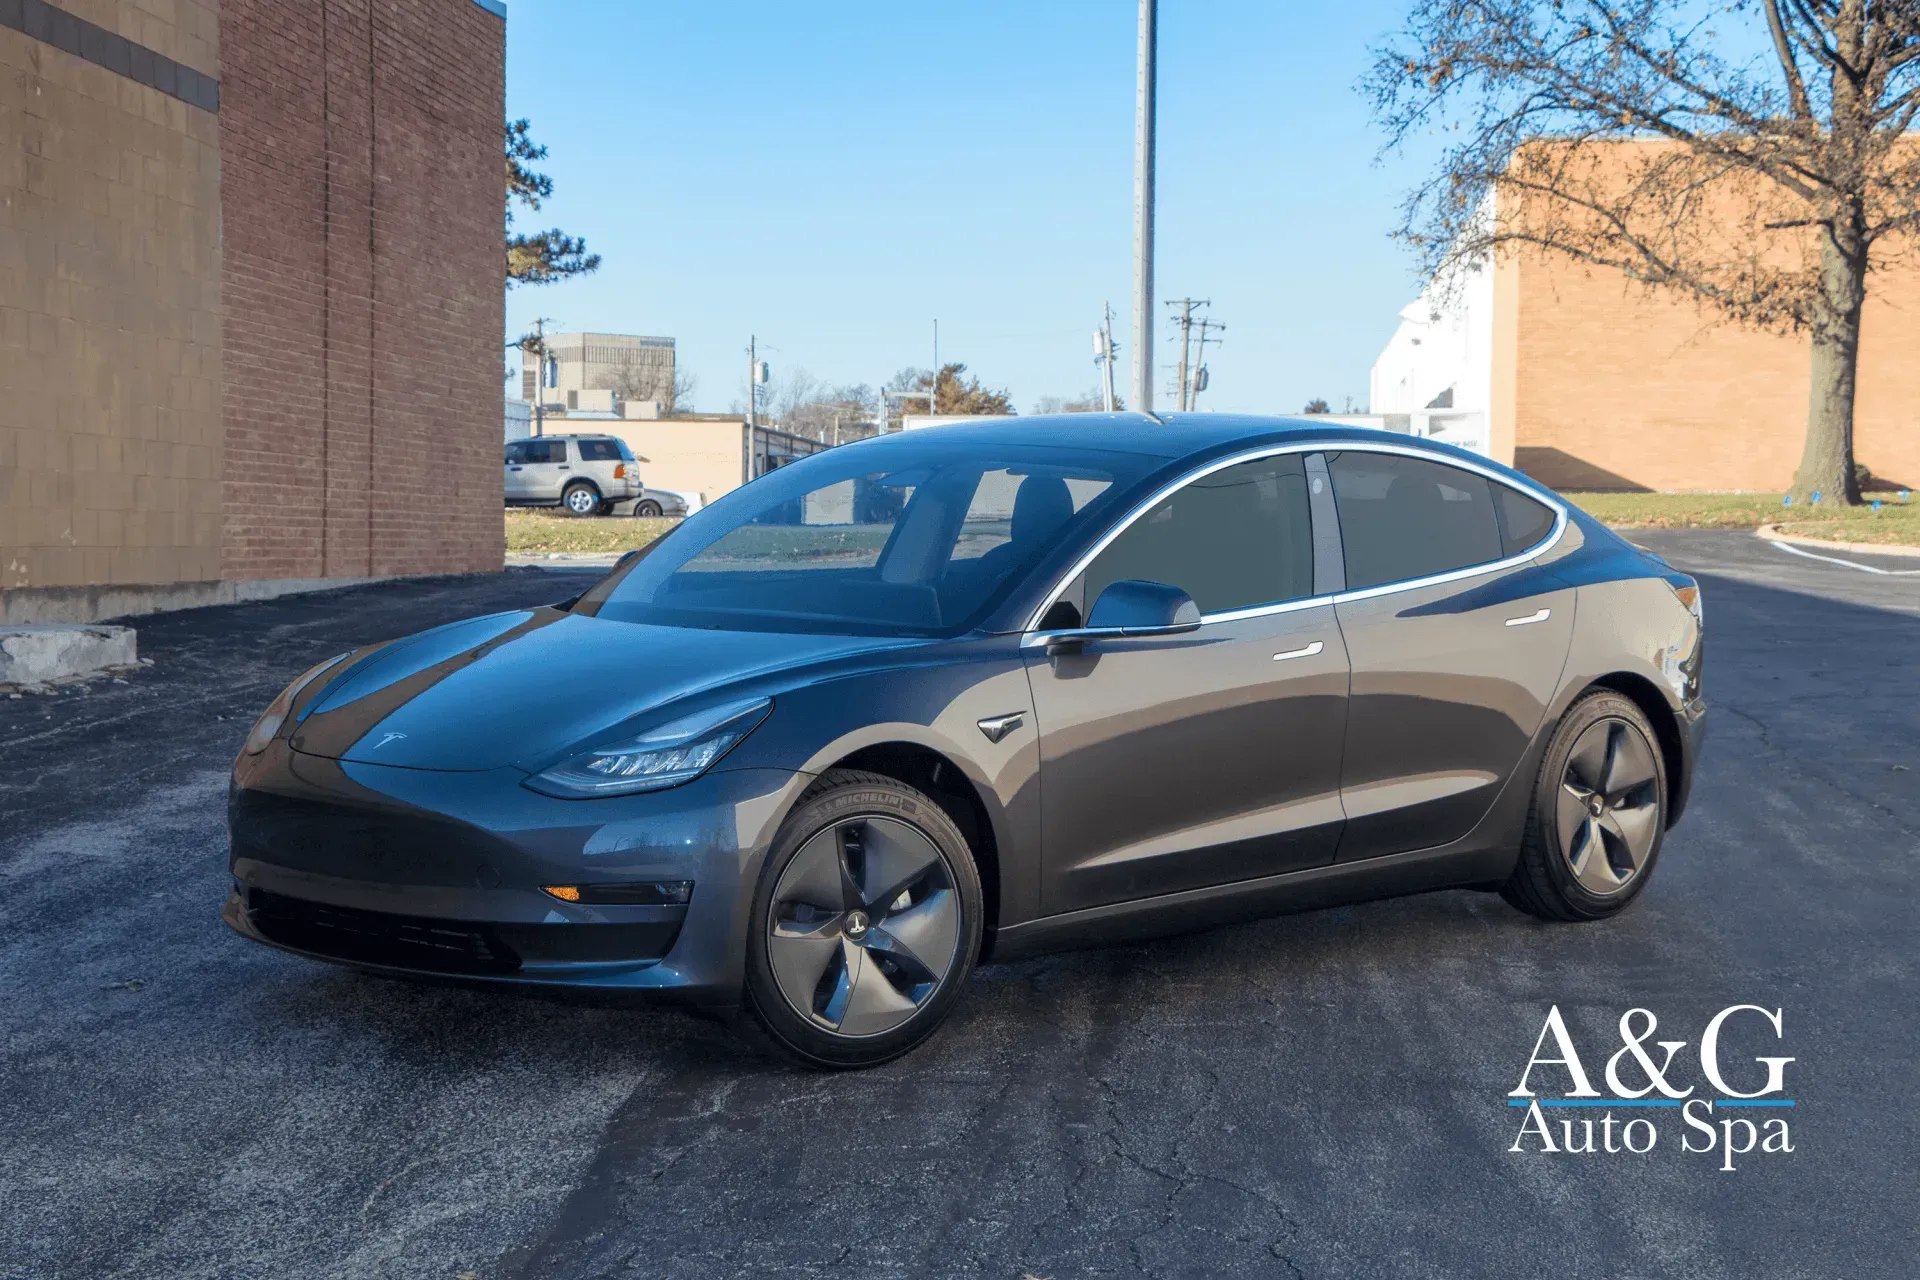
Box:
517;437;571;501
1323;449;1576;859
504;439;533;501
1026;452;1350;915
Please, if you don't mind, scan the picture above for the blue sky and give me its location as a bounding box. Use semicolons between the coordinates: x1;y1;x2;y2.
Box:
503;1;1439;416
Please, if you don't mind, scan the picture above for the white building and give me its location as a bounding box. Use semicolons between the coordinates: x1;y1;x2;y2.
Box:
1368;257;1494;456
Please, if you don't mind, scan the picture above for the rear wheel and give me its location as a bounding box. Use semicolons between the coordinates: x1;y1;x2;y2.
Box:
561;482;600;517
1503;690;1668;921
744;769;982;1068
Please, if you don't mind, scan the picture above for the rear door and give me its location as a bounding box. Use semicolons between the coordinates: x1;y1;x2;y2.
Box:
1325;449;1574;860
577;437;628;498
1025;451;1351;913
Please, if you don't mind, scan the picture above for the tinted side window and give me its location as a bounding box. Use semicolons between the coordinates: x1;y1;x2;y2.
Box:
1494;483;1556;556
528;440;567;464
1082;454;1314;615
1327;453;1503;591
579;439;623;462
505;441;531;464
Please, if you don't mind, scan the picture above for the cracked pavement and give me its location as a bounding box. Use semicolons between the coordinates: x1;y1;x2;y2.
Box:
1;531;1915;1278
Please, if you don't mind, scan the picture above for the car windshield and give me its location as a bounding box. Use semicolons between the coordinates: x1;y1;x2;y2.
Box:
581;436;1153;636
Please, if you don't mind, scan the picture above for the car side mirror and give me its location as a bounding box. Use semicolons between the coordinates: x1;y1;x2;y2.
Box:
1045;580;1201;655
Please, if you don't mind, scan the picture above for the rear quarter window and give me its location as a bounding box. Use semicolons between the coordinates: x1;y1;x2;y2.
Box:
1327;452;1505;592
578;439;625;462
1494;484;1557;556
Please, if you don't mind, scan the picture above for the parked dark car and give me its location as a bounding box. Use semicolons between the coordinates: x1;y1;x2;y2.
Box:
227;415;1705;1067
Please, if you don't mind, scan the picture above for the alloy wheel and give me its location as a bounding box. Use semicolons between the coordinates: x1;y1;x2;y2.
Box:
766;816;962;1038
565;486;598;515
1557;717;1661;895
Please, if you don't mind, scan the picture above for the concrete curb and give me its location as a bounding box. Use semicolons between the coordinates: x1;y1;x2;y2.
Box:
0;624;139;688
1754;523;1920;560
505;554;620;569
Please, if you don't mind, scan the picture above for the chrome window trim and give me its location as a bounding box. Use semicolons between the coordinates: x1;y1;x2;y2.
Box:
1021;439;1569;634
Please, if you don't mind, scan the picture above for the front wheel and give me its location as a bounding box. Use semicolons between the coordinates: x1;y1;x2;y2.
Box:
634;499;663;518
560;482;600;517
1502;689;1668;922
744;769;982;1068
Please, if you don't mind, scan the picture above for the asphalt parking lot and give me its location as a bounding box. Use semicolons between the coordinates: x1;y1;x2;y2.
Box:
2;530;1915;1280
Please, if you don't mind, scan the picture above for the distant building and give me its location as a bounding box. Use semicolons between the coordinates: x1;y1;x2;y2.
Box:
523;332;676;411
586;416;825;508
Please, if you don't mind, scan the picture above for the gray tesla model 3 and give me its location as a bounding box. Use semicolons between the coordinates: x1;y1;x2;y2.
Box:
226;415;1705;1067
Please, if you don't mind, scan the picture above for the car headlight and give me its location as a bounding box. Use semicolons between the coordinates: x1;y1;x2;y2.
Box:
242;652;354;755
523;697;772;799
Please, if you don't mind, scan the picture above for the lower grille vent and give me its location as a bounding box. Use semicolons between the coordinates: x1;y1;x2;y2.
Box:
247;888;521;975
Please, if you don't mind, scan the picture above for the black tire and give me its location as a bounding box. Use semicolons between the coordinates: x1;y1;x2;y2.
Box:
743;769;983;1069
634;499;663;518
1502;689;1669;922
560;482;600;517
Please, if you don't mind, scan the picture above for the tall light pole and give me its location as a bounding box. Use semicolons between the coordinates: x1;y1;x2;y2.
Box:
1131;0;1157;414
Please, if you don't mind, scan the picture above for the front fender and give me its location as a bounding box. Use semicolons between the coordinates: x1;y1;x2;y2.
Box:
718;636;1044;927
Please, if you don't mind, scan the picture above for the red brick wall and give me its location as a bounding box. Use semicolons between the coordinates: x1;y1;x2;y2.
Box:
220;0;503;581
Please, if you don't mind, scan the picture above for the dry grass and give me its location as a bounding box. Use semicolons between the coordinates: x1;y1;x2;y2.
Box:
502;494;1920;558
1566;491;1920;546
505;510;677;555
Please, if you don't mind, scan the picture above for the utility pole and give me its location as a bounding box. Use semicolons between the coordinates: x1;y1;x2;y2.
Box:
1189;317;1225;410
747;335;758;429
931;319;940;415
1165;298;1208;411
1094;301;1119;412
1131;0;1157;414
532;317;549;436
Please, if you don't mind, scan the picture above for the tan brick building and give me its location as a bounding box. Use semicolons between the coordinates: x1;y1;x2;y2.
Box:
1;0;505;623
1493;248;1920;494
1372;151;1920;494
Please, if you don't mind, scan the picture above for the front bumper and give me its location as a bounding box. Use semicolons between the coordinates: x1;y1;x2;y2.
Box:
1669;693;1707;825
225;741;808;1004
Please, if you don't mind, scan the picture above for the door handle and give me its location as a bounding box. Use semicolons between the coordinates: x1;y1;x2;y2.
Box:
1505;608;1551;627
1272;641;1324;662
507;466;522;471
557;465;570;470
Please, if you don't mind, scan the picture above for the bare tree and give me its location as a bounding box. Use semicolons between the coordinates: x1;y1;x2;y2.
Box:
1367;1;1920;503
607;364;698;415
1033;388;1113;414
754;368;881;442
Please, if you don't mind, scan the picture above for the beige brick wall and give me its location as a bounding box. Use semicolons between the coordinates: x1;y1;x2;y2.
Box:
1499;246;1920;494
0;15;223;592
594;420;751;508
47;0;219;77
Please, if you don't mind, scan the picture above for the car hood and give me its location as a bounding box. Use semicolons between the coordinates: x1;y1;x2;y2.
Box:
288;609;918;772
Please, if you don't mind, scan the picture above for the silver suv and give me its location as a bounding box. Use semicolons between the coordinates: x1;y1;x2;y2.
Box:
504;435;641;516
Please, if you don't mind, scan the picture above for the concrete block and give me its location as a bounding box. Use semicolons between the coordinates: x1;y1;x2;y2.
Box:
0;624;138;686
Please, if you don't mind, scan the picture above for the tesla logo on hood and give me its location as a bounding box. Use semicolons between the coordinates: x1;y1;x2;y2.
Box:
372;732;409;750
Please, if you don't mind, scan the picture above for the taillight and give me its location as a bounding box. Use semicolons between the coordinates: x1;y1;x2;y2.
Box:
613;463;627;479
